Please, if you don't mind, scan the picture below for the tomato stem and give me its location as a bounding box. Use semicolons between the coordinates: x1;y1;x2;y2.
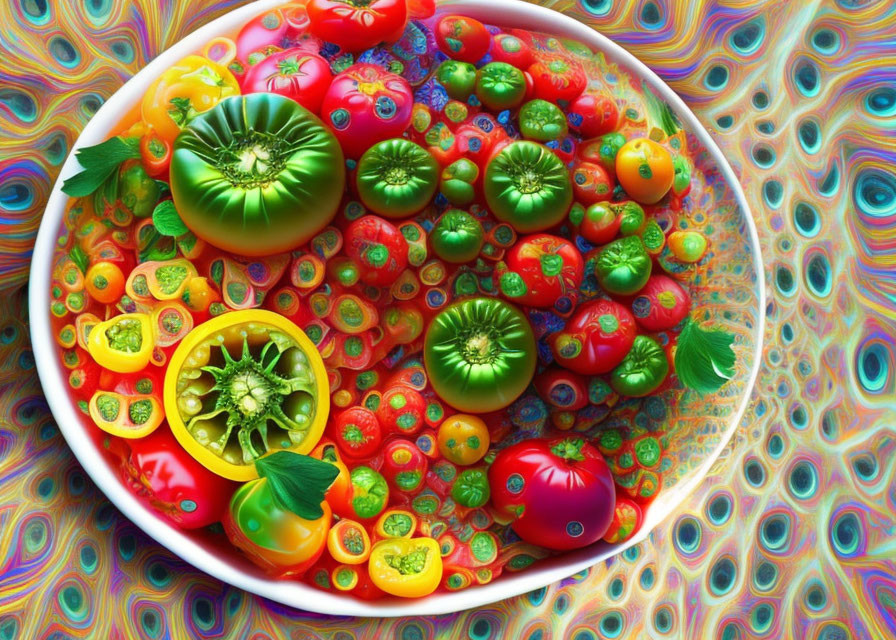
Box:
551;438;586;462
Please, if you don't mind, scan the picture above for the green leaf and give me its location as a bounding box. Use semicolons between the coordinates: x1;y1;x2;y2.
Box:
152;200;189;237
168;97;196;128
70;245;89;275
642;82;680;137
674;318;737;394
62;136;141;197
255;451;339;520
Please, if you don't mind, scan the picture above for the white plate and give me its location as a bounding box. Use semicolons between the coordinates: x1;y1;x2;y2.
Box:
29;0;764;616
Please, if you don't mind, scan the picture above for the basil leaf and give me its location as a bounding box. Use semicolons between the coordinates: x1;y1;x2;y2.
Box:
674;318;737;394
70;245;89;275
255;451;339;521
152;200;189;237
62;136;141;197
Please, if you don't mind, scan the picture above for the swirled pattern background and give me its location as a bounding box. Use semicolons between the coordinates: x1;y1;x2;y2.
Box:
1;0;895;638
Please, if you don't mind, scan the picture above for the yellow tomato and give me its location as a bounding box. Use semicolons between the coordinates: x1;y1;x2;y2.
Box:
87;313;153;373
141;55;240;145
615;138;674;205
85;261;125;305
181;277;217;313
437;414;490;465
327;518;371;565
368;537;443;598
88;390;163;439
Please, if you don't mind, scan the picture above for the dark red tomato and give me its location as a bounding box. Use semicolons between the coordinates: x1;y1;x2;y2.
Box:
490;33;533;69
380;438;429;493
329;407;383;459
629;274;690;331
344;216;409;287
377;385;427;435
120;427;236;529
567;92;619;138
241;49;332;114
489;437;615;550
321;64;413;158
435;15;491;64
534;368;588;411
578;202;622;245
307;0;407;53
527;54;586;102
67;350;101;402
571;161;614;205
353;566;387;600
496;234;584;311
550;299;636;375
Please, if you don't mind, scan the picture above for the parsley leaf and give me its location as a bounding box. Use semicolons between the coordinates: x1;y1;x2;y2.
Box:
151;200;189;237
255;451;339;520
674;318;737;394
62;137;141;198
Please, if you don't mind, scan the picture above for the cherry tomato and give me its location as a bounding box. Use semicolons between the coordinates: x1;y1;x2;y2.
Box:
120;427;237;529
567;92;619;138
139;130;172;177
380;438;429;493
344;216;409;287
603;497;643;544
527;54;586;102
534;368;588;411
571;160;614;205
667;230;708;262
451;467;490;508
437;413;489;466
495;234;584;311
489;437;615;550
84;261;125;305
328;407;382;460
321;64;413;158
376;385;427;435
550;298;636;375
615;138;674;204
453;113;510;166
435;15;491;64
311;439;355;518
307;0;407;53
629;274;690;331
240;49;332;113
491;33;533;68
327;518;372;564
475;62;526;111
578;202;622;245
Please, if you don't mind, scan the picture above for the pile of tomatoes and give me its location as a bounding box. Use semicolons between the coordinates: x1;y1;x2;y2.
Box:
49;1;717;600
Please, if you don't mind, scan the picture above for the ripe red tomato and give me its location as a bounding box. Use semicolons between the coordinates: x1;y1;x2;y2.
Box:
628;274;690;331
567;92;619;138
240;49;332;113
328;407;383;460
344;216;409;287
571;160;614;205
550;299;636;375
380;438;429;494
527;54;586;102
534;368;588;411
490;33;533;69
306;0;407;53
435;15;491;64
495;234;584;312
321;64;413;158
577;202;622;245
489;437;615;550
376;385;427;435
119;427;237;529
235;6;308;65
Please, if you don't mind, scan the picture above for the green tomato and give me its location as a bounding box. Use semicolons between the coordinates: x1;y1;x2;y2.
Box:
424;297;536;413
475;62;526;111
119;164;160;218
595;235;652;294
170;93;344;257
356;138;439;218
518;99;568;142
436;60;478;101
672;154;692;196
588;131;626;174
430;209;485;264
484;141;573;233
610;335;669;397
617;201;646;236
350;466;389;520
451;468;490;508
440;158;479;206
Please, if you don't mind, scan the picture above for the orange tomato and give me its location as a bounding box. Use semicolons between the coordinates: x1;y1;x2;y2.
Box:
85;261;125;304
615;138;674;205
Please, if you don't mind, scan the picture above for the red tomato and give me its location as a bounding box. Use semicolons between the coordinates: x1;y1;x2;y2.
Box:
435;15;491;64
602;496;643;544
489;437;615;549
240;49;332;113
534;368;589;411
567;92;619;138
321;64;413;158
344;216;409;287
571;161;614;205
376;385;427;435
550;299;636;375
119;427;237;529
235;7;307;64
490;33;533;69
328;407;383;460
527;54;586;102
407;0;436;19
380;438;429;493
495;234;584;311
578;202;622;245
628;274;690;331
306;0;407;53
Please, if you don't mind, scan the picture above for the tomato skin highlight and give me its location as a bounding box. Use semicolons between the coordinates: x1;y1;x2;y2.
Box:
495;233;584;310
628;274;691;331
329;407;383;460
240;49;332;114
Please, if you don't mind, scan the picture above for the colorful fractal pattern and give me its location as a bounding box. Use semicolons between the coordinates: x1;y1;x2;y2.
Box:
1;0;895;638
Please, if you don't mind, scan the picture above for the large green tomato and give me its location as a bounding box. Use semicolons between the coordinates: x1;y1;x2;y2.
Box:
484;141;572;233
355;138;438;218
170;93;345;257
424;297;536;413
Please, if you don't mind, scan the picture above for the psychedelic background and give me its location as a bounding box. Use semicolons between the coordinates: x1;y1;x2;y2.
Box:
1;0;895;638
